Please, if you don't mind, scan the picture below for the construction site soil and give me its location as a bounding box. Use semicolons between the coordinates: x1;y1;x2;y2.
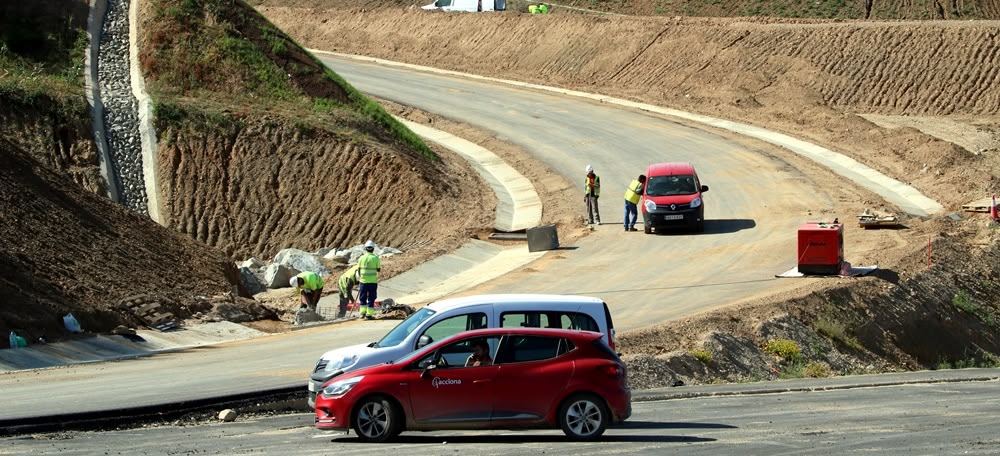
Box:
2;0;999;388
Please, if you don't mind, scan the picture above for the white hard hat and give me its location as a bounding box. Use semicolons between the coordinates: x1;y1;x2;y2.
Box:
364;240;375;250
289;277;298;288
585;164;594;173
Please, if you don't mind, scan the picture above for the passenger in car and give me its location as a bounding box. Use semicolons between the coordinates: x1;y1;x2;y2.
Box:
465;339;493;367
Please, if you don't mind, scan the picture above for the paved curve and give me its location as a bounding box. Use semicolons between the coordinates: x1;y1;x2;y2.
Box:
317;54;835;329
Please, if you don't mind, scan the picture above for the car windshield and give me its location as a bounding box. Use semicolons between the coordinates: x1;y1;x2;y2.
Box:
646;175;697;196
374;307;436;348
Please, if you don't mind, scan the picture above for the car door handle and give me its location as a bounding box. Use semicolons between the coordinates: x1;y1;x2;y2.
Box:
473;379;492;384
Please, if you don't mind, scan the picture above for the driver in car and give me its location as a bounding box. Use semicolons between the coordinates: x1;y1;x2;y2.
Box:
465;339;493;367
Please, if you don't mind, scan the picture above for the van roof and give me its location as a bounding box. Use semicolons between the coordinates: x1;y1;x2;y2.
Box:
646;162;695;176
425;294;605;312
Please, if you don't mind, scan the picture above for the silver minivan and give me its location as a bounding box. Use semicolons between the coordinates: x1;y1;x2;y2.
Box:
307;294;616;406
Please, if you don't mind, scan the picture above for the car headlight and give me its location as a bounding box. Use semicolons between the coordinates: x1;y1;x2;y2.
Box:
690;197;702;209
644;200;656;212
321;376;364;398
324;353;359;372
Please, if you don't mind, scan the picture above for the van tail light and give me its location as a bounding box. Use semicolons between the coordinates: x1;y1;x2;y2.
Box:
599;364;624;377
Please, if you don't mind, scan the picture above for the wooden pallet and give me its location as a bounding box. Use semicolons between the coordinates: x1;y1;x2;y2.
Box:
962;197;995;213
119;296;179;331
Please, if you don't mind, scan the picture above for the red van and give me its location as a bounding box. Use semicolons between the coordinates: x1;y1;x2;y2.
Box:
640;162;708;233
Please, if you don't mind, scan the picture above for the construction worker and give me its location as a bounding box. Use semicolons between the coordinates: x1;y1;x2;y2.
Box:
623;174;646;232
290;270;324;311
585;164;601;225
337;264;360;319
357;240;382;320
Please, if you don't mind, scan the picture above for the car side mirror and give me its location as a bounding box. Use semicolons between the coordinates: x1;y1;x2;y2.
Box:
417;335;432;349
420;364;437;379
701;185;709;192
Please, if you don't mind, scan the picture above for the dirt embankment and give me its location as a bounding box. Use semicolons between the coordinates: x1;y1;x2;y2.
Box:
154;110;495;260
260;8;1000;212
0;139;241;341
0;97;105;196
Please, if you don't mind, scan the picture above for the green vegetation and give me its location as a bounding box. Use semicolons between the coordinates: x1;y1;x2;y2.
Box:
777;360;833;379
143;0;436;161
814;317;863;350
0;1;88;106
690;348;713;364
952;290;1000;329
763;338;801;361
935;351;1000;370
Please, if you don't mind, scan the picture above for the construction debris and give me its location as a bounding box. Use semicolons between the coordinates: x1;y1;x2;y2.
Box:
857;208;902;229
118;295;180;331
961;196;995;213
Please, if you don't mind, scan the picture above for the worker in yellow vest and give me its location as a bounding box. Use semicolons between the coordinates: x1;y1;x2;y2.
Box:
623;174;646;232
357;240;382;320
585;164;601;225
337;264;360;319
290;270;324;311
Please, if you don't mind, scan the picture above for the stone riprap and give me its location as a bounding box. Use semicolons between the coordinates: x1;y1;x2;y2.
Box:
97;0;147;214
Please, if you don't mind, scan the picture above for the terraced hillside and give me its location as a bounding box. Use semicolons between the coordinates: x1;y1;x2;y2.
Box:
259;8;1000;212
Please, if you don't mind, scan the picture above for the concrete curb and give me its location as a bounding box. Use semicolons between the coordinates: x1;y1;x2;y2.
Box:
398;118;542;232
85;0;121;203
632;368;1000;402
129;0;163;224
314;50;944;218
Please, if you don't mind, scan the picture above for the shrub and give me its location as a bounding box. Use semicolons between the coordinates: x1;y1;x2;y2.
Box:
803;361;833;378
689;349;712;364
763;338;801;361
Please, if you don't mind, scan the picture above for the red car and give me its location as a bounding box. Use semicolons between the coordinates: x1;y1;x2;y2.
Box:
314;327;631;442
641;162;709;233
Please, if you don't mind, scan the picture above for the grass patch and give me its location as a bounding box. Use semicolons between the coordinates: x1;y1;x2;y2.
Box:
814;317;864;350
802;361;833;378
952;290;1000;329
935;351;1000;370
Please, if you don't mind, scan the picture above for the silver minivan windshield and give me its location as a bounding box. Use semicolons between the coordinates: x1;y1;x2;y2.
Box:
375;307;436;348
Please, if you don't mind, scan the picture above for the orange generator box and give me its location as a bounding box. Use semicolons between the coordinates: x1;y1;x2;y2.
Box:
797;222;844;275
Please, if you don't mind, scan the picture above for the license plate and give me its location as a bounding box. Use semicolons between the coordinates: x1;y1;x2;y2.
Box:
662;214;684;220
308;382;317;392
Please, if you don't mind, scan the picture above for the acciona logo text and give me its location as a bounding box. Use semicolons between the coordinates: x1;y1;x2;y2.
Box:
431;377;463;388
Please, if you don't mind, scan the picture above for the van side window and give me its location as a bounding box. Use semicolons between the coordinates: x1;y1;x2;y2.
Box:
418;313;487;348
501;311;598;332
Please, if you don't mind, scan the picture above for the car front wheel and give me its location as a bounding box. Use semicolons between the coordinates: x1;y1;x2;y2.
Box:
352;395;402;443
558;393;609;441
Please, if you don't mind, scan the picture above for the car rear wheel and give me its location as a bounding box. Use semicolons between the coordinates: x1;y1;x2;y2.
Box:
558;393;609;441
352;395;402;443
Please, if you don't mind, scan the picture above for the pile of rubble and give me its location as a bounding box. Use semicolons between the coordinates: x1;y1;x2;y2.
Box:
237;242;403;296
